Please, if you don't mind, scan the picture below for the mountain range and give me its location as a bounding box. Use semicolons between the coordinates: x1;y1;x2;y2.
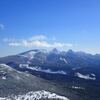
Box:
0;49;100;100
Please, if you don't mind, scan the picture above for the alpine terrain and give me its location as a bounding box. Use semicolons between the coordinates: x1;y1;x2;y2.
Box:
0;49;100;100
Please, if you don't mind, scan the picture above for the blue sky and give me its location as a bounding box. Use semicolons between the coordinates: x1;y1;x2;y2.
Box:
0;0;100;56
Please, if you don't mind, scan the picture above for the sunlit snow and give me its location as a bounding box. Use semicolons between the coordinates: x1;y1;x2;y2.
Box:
72;86;85;90
60;57;68;64
26;66;67;75
0;90;69;100
75;72;96;80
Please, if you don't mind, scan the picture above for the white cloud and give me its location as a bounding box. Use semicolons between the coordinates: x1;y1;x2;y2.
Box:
0;24;4;29
8;40;72;48
9;42;21;46
29;35;47;40
3;38;16;42
3;35;73;48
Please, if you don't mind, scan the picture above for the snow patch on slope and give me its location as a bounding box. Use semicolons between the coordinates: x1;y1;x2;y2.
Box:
60;57;68;64
0;90;69;100
19;49;48;60
75;72;96;80
26;66;67;75
91;73;96;77
0;70;7;80
0;64;13;71
19;64;29;68
1;76;6;80
72;86;85;90
20;51;37;60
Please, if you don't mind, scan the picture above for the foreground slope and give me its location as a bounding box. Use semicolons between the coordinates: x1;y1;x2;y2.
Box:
0;64;83;100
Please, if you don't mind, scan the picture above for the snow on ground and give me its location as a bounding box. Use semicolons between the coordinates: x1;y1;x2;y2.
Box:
60;57;68;64
19;63;67;75
91;73;96;77
0;97;6;100
26;66;67;75
19;64;29;68
0;68;7;80
19;51;37;60
1;76;6;80
0;90;69;100
75;72;96;80
19;49;48;60
72;67;81;71
0;64;13;71
72;86;85;90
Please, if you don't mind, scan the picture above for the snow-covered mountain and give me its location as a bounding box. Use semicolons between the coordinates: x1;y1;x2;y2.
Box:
19;49;48;60
1;49;100;69
0;49;100;100
1;49;100;78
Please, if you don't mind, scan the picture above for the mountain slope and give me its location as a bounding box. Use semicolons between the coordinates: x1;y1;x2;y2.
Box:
0;64;83;100
1;49;100;69
0;49;100;100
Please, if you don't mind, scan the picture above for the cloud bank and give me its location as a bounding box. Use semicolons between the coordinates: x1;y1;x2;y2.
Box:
3;35;73;48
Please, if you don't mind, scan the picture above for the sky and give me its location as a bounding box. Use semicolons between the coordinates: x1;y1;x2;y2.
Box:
0;0;100;57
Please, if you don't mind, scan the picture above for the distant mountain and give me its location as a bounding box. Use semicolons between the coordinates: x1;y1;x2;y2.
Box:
1;49;100;71
0;49;100;81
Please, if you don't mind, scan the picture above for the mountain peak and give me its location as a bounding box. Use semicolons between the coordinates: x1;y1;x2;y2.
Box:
51;48;59;54
67;49;74;53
